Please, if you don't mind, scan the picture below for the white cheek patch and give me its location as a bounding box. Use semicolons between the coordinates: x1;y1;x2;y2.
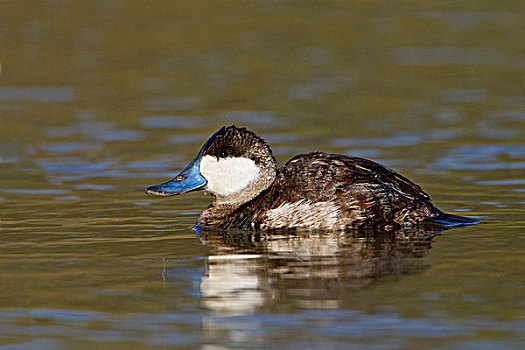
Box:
199;155;260;197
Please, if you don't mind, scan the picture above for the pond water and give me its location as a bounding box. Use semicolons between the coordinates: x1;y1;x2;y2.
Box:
1;1;524;349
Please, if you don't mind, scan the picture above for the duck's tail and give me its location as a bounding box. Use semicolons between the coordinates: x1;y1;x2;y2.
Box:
426;210;480;228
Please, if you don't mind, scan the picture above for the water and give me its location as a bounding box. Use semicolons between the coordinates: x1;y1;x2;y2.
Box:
1;1;524;349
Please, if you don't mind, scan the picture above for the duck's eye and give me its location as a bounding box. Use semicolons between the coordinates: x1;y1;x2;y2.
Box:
218;150;228;158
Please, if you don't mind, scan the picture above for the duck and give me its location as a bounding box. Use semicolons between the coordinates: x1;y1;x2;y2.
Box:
145;125;479;231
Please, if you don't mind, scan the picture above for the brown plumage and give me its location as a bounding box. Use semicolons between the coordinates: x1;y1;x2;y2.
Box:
146;126;479;231
200;152;439;230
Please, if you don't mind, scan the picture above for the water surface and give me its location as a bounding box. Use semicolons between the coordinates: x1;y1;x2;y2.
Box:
1;1;524;349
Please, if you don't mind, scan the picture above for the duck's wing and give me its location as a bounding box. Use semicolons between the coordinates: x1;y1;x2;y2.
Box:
264;152;439;228
276;152;431;201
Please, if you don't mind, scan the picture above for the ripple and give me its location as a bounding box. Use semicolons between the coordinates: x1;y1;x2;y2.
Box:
333;130;462;149
88;129;144;142
44;126;76;138
333;134;422;148
421;11;519;31
478;128;521;139
263;133;298;144
168;134;209;145
36;158;115;174
297;47;333;66
434;110;464;125
216;111;288;129
140;116;202;129
53;196;81;200
486;110;525;121
45;121;145;141
271;146;305;156
41;142;93;154
146;96;201;111
438;88;487;103
126;158;184;171
445;145;525;161
0;155;20;164
344;149;382;158
476;179;525;186
430;145;525;171
29;308;103;321
0;189;70;195
288;76;354;100
434;161;525;171
74;184;116;190
393;47;505;66
0;87;75;102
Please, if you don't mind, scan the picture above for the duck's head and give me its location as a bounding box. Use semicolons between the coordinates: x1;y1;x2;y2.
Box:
145;125;276;205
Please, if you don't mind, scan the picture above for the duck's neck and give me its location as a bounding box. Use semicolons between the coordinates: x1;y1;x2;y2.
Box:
198;167;276;227
198;202;241;228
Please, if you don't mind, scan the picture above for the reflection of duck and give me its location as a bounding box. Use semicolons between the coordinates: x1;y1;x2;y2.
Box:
146;126;479;230
196;227;437;313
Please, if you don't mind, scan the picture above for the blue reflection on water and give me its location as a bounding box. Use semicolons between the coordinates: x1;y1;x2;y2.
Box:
140;116;202;129
0;87;75;102
431;145;525;171
216;111;289;129
0;189;70;195
476;180;525;186
44;121;144;142
333;130;460;148
2;307;523;349
41;142;94;154
75;184;116;190
36;158;114;174
393;47;506;66
146;96;201;111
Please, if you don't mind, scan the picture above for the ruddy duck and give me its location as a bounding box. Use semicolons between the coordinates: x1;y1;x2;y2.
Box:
146;125;479;230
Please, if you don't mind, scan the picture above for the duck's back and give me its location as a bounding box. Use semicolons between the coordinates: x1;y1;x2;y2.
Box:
244;152;440;230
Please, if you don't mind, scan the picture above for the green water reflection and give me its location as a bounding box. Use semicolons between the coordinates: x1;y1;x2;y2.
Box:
1;1;524;349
